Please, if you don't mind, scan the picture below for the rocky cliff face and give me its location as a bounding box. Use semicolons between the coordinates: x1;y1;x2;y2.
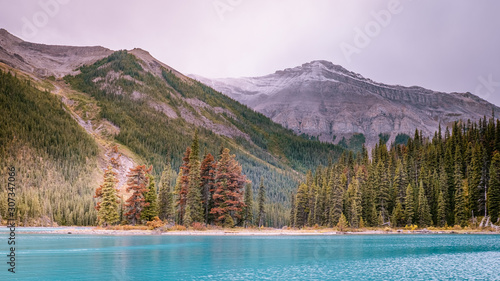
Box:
191;60;500;147
0;28;113;78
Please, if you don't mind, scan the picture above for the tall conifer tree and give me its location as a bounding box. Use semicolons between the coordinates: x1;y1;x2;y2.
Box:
454;178;469;227
200;153;216;224
142;174;159;222
125;165;151;225
176;148;191;225
185;130;203;226
437;190;447;227
158;162;174;221
289;192;296;227
417;181;432;227
243;183;254;227
96;166;119;226
295;183;309;228
258;177;266;227
405;184;416;225
211;148;246;227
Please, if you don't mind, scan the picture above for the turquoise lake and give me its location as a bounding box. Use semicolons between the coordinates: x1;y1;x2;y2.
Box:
3;233;500;280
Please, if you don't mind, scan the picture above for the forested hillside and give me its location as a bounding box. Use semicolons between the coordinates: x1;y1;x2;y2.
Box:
292;118;500;229
0;50;344;227
62;50;346;226
0;70;100;225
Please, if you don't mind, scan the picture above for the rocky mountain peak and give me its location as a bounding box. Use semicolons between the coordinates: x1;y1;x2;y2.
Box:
0;29;112;78
191;61;500;149
0;28;24;44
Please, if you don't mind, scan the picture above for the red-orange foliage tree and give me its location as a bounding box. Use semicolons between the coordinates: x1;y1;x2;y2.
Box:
176;147;191;225
125;165;152;225
211;148;247;227
200;153;216;224
94;183;103;211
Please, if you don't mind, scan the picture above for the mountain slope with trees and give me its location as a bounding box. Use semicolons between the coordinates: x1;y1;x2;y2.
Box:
0;30;344;227
291;118;500;229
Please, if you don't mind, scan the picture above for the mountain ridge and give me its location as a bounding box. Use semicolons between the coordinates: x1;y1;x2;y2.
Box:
0;28;113;78
190;60;500;148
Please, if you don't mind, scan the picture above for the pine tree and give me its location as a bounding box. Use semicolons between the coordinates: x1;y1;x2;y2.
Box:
439;165;450;225
295;183;309;228
346;178;362;228
454;178;469;227
430;169;440;225
468;143;481;216
173;169;183;224
437;190;446;227
349;200;360;228
328;168;341;226
452;146;464;225
119;195;124;223
363;165;378;226
337;212;348;232
142;174;158;222
211;148;246;227
258;177;266;227
315;178;328;225
488;151;500;224
124;165;152;225
393;159;407;203
289;193;295;227
200;153;216;224
404;184;416;225
175;148;191;225
417;181;432;227
329;172;344;226
377;211;385;227
96;166;119;226
185;131;203;226
158;162;174;221
391;201;404;227
444;144;455;224
376;161;390;222
323;170;333;226
307;182;318;227
243;183;253;227
368;202;378;227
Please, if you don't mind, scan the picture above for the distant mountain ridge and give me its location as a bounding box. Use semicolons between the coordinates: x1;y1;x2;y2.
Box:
191;60;500;147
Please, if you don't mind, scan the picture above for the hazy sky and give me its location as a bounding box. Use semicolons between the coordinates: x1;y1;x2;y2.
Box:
1;0;500;105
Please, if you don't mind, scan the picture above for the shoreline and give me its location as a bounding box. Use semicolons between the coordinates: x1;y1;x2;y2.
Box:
7;226;500;236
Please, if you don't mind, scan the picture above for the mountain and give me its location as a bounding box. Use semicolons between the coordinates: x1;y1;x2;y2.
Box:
190;60;500;148
0;29;342;227
0;28;112;77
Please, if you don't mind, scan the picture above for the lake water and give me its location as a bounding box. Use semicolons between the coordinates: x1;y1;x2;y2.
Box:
3;234;500;280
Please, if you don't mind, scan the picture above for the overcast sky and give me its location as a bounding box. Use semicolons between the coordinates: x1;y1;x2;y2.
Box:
1;0;500;105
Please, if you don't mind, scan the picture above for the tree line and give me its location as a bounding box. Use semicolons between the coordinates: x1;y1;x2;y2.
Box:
95;130;268;228
291;118;500;229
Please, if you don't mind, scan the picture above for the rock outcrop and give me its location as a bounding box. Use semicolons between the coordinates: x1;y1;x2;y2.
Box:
0;28;112;78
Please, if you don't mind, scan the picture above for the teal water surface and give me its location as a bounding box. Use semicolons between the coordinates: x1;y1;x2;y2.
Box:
2;234;500;280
